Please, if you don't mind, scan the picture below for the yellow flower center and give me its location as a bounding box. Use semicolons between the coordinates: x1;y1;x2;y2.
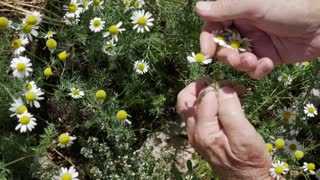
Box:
68;4;78;13
307;163;315;171
294;150;304;160
59;133;70;145
284;163;289;169
93;0;100;6
20;115;30;125
17;105;27;114
72;89;79;95
124;0;131;7
275;166;283;175
17;63;26;72
93;20;101;27
109;25;119;35
12;39;22;49
288;144;297;151
230;40;240;49
195;53;205;63
137;17;147;26
22;23;32;33
283;111;292;120
308;107;314;113
266;143;273;153
116;110;128;121
105;44;113;51
44;67;53;77
133;1;140;8
216;34;224;41
46;38;57;49
137;63;145;71
274;138;285;149
302;62;310;67
0;17;9;30
58;51;68;61
96;90;107;100
25;92;37;101
26;15;37;25
61;173;72;180
83;1;89;8
26;83;33;90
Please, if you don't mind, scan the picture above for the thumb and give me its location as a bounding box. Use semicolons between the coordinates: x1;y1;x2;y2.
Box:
196;0;258;21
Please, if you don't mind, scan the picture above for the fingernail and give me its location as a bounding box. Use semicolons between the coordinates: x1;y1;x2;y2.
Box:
196;2;211;12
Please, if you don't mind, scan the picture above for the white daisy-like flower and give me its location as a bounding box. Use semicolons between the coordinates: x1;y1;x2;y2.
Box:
9;98;28;117
68;88;85;99
64;0;83;16
24;80;37;92
23;11;42;26
15;111;37;133
134;60;149;74
10;56;33;78
133;0;145;9
102;41;116;56
116;110;131;124
11;37;29;55
24;87;44;108
212;30;228;47
131;10;154;33
302;162;316;175
57;132;77;148
44;30;56;39
278;106;296;122
284;139;304;155
123;0;132;12
0;16;13;30
63;12;80;26
226;34;250;52
269;161;289;180
19;23;39;41
103;22;125;42
92;0;104;11
277;73;292;86
187;52;212;65
89;17;105;32
81;0;91;12
54;166;79;180
304;103;318;117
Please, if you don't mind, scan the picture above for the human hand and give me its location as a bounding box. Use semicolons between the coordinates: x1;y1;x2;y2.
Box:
196;0;320;79
177;80;272;179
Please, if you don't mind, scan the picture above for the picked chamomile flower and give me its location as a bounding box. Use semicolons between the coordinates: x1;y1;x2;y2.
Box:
187;52;212;65
63;12;80;26
134;60;149;74
274;138;285;150
44;30;56;39
103;22;125;42
92;0;104;11
269;161;289;180
102;41;116;56
284;139;304;155
15;111;37;133
304;103;318;117
9;98;28;117
24;80;37;92
116;110;131;124
64;0;83;16
69;87;85;99
44;67;53;78
133;0;145;9
46;38;57;53
302;162;316;175
11;37;29;55
58;133;77;148
24;87;45;108
0;16;12;30
10;56;33;78
95;90;107;101
277;73;292;86
58;51;69;61
226;34;250;52
54;166;79;180
131;10;154;33
294;150;304;160
89;17;105;33
19;23;39;41
212;30;228;47
278;106;296;122
23;11;42;26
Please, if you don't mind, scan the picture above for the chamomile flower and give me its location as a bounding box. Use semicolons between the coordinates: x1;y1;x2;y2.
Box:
24;87;44;108
277;73;292;86
81;0;91;12
269;161;289;180
0;16;12;30
187;52;212;64
58;51;69;61
95;90;107;101
278;106;296;122
294;150;304;160
123;0;132;12
131;10;154;33
304;103;318;117
44;30;55;39
54;166;79;180
284;139;304;155
134;60;149;74
24;80;37;92
9;98;28;117
23;11;42;26
11;38;29;55
69;88;85;99
103;22;125;42
212;30;228;47
46;38;57;53
63;12;80;26
89;17;105;33
57;133;77;148
15;111;37;133
274;138;285;150
116;110;131;124
102;41;116;56
92;0;104;11
133;0;145;9
44;67;53;78
226;34;250;52
266;143;275;155
64;0;83;16
19;23;39;41
302;162;316;175
10;56;33;78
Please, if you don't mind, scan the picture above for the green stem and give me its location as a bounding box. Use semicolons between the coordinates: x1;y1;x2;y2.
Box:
0;155;32;169
0;82;15;100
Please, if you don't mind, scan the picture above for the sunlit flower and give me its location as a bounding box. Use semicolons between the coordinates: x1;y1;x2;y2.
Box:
92;0;104;11
116;110;131;124
54;166;79;180
304;103;318;117
274;138;285;150
11;38;29;55
58;133;77;148
19;23;39;41
102;41;116;56
302;162;316;175
64;0;83;16
46;38;57;53
15;111;37;133
58;51;69;61
44;67;53;77
23;11;42;26
212;30;228;47
89;17;105;33
278;106;296;122
284;139;304;155
69;88;85;99
103;22;125;42
269;161;289;180
44;30;56;39
133;0;145;9
9;98;28;117
24;87;44;108
131;10;154;33
0;16;12;30
95;90;107;101
134;60;149;74
187;52;212;64
10;56;33;78
277;73;292;86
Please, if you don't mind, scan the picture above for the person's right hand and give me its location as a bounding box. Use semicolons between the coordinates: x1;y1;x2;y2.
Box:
196;0;320;79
